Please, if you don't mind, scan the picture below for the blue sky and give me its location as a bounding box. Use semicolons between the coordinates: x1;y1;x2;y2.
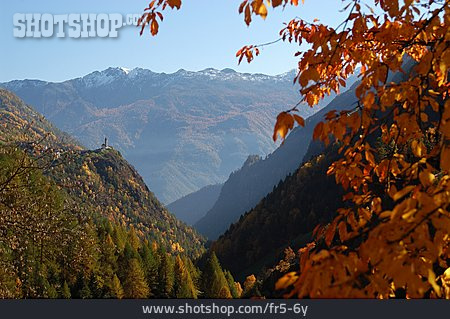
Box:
0;0;346;82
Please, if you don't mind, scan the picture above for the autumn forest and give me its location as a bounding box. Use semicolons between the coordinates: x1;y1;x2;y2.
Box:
0;0;449;299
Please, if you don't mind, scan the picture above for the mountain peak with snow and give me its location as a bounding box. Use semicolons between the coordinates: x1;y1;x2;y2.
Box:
119;67;130;74
3;67;297;90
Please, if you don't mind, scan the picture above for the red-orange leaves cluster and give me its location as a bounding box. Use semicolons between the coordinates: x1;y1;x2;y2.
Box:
239;0;303;26
236;46;260;65
269;0;450;298
138;0;182;36
236;0;450;298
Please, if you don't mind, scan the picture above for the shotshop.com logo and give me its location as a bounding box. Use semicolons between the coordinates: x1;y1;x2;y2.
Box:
13;13;142;38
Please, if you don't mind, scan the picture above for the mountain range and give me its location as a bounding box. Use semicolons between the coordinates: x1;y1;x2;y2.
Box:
0;67;330;204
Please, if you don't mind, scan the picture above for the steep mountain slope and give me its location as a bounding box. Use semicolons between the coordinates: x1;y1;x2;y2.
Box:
1;68;330;203
167;184;223;225
194;79;359;240
211;150;342;279
0;89;205;257
0;88;80;149
49;148;205;257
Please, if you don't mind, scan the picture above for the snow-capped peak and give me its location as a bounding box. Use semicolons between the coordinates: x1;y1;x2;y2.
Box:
75;66;296;88
119;67;130;74
80;67;133;87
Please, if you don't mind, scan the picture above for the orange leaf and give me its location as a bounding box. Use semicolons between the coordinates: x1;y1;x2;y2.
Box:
273;112;294;142
275;272;298;290
311;249;330;262
239;1;247;13
313;122;324;140
150;19;159;36
244;4;252;25
256;3;268;19
392;185;415;202
365;150;375;166
419;170;435;187
324;220;337;247
293;114;305;127
411;140;426;158
271;0;283;7
338;221;348;241
166;0;182;9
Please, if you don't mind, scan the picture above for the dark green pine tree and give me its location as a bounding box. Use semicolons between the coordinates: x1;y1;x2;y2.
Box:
123;258;149;298
88;273;104;298
123;241;140;261
117;241;139;282
157;249;174;298
201;252;231;298
140;244;159;296
80;279;93;299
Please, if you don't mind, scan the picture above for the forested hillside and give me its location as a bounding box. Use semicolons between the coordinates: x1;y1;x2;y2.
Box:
0;89;80;149
0;89;239;299
211;148;342;280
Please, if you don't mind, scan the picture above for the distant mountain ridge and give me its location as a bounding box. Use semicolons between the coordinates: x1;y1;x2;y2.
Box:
1;67;328;203
166;155;262;226
167;184;223;225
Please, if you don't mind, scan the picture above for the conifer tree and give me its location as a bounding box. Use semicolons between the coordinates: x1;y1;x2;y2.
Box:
100;234;119;298
102;235;118;270
157;249;174;298
183;256;201;288
140;244;159;295
173;255;197;298
224;270;240;298
123;258;149;298
128;226;140;251
112;225;126;252
80;280;93;299
61;281;71;299
201;252;231;298
110;274;124;299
